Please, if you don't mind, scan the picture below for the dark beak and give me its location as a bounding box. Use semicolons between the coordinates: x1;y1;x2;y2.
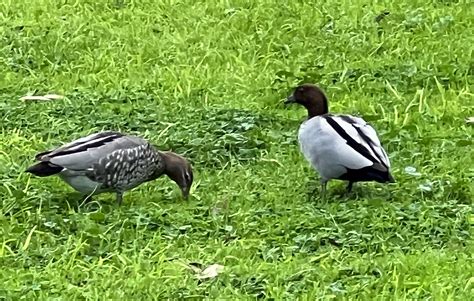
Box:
284;94;296;105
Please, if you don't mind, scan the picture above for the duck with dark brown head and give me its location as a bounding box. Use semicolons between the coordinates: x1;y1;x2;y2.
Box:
285;83;394;197
26;131;193;205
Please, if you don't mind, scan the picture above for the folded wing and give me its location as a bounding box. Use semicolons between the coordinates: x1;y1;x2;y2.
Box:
36;131;148;171
319;115;391;182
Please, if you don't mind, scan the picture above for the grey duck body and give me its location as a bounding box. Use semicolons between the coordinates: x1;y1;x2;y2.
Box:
27;131;169;204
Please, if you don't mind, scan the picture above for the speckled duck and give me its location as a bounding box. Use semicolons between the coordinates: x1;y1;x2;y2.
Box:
26;131;193;204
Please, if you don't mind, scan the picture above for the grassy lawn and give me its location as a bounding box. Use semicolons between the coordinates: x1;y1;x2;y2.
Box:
1;0;473;299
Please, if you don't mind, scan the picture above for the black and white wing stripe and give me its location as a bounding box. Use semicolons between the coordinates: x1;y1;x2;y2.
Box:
35;131;148;171
36;131;124;160
322;114;390;171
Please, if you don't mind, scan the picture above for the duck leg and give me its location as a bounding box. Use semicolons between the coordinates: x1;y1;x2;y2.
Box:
346;181;354;193
320;179;328;200
116;192;123;206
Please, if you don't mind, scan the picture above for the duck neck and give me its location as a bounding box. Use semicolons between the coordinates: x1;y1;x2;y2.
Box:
160;151;181;179
159;151;172;175
306;107;321;119
305;101;328;119
144;147;165;179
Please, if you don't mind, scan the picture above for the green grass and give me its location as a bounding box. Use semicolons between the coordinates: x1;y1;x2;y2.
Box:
1;0;473;299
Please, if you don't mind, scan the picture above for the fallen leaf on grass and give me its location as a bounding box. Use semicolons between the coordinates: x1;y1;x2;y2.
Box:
20;94;64;101
177;261;224;279
404;166;421;177
178;261;202;274
418;182;433;192
466;117;474;124
196;264;224;279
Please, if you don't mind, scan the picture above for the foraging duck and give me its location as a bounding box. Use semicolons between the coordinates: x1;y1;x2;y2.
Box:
285;84;394;195
26;131;193;204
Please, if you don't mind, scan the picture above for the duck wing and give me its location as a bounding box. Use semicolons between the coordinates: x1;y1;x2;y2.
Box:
333;115;391;169
299;114;392;182
311;114;392;183
35;131;149;171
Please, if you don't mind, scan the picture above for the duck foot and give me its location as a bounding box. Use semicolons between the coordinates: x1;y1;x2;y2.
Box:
343;182;366;200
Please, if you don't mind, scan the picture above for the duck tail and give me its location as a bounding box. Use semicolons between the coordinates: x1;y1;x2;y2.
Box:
387;172;395;183
26;162;63;177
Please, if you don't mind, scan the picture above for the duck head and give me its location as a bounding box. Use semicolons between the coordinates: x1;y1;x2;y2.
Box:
285;84;329;118
161;152;193;199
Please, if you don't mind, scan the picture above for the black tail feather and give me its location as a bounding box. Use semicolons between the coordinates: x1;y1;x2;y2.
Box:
340;165;394;184
26;162;63;177
34;150;53;160
387;173;395;183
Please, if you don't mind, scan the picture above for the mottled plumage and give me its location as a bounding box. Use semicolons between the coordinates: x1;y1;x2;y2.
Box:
26;131;193;204
285;84;394;196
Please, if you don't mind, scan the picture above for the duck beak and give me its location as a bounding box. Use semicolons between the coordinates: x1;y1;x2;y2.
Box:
284;94;296;105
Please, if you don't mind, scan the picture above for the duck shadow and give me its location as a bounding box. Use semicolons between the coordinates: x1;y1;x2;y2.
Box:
46;192;115;213
305;180;392;202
